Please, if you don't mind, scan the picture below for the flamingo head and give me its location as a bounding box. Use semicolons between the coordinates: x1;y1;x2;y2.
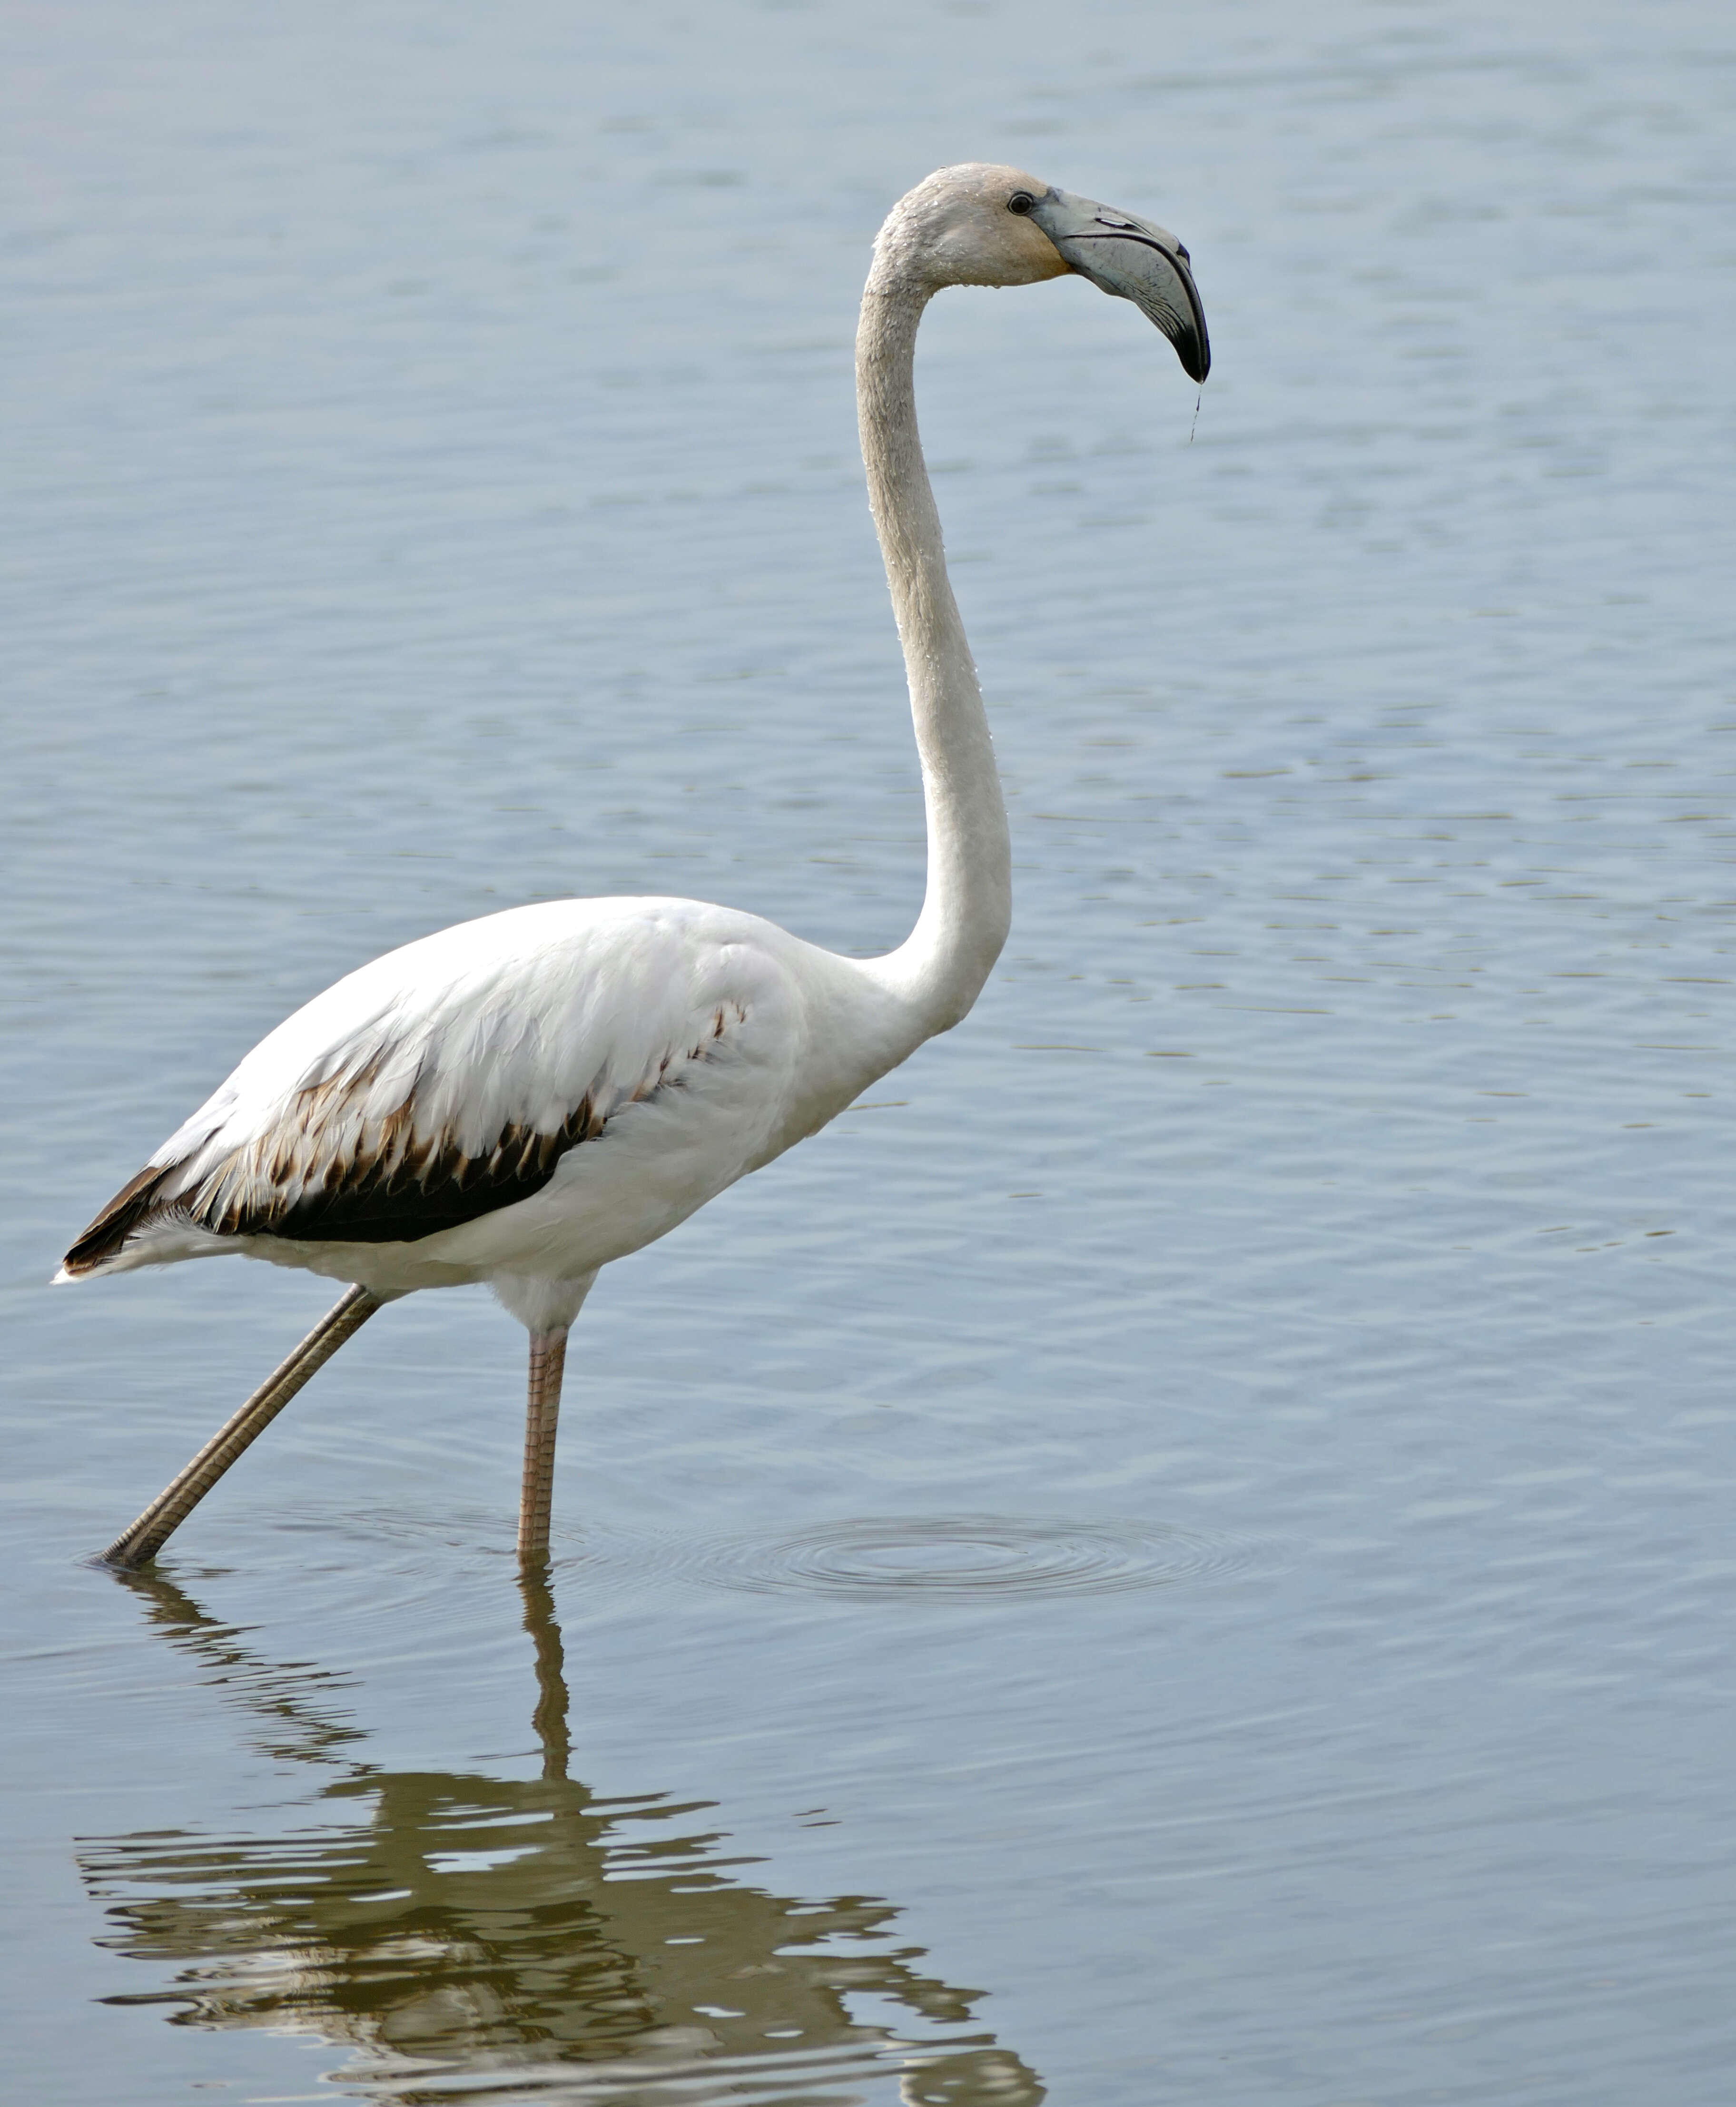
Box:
877;162;1209;384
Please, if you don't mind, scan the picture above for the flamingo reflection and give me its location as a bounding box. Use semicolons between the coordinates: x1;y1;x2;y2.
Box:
77;1571;1044;2106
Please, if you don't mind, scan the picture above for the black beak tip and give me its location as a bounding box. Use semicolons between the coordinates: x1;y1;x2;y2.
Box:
1177;327;1210;385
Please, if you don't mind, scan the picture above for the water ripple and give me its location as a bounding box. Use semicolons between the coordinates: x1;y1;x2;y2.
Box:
655;1514;1259;1602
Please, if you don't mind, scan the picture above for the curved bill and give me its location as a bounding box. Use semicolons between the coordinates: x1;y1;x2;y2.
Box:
1028;186;1210;383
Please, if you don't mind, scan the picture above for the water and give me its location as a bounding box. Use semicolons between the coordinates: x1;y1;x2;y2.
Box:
4;0;1735;2099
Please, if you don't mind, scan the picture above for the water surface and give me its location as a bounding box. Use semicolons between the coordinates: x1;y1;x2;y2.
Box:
4;1;1735;2100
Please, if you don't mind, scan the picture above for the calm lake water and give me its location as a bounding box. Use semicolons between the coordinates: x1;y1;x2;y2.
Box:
5;1;1735;2100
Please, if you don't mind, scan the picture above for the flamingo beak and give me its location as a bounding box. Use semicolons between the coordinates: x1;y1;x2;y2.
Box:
1027;187;1210;383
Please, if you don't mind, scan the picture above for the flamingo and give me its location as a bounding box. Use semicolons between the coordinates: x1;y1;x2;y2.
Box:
62;164;1209;1570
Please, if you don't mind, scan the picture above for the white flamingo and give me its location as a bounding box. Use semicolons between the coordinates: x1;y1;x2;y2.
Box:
63;165;1209;1569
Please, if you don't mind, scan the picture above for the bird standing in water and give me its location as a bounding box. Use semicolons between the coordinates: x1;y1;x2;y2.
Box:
62;165;1209;1570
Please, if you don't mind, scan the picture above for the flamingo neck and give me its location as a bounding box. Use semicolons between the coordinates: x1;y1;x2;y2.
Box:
857;259;1011;1034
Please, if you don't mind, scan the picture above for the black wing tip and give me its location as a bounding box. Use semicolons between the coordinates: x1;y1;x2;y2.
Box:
62;1164;171;1276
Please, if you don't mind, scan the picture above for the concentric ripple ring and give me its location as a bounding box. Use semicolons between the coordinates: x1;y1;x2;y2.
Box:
666;1514;1255;1602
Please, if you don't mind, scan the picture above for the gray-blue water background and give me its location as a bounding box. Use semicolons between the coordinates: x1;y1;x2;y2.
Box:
5;1;1735;2100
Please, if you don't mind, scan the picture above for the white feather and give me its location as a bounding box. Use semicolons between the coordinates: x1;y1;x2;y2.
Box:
70;896;923;1294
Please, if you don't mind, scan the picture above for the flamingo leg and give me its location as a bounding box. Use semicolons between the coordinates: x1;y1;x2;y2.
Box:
516;1328;570;1563
99;1285;384;1571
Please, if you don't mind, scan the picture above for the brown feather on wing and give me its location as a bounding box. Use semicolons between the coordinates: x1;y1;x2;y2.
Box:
62;1091;610;1272
63;994;753;1276
207;1089;610;1243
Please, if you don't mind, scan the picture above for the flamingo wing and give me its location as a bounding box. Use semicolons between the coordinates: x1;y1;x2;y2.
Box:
62;900;790;1277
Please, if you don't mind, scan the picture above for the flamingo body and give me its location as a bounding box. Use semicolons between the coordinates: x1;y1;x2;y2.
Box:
62;897;918;1321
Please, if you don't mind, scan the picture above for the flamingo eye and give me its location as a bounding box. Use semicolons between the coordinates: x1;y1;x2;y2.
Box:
1006;192;1035;215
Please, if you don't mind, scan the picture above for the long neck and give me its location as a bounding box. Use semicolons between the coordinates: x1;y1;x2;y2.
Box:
857;262;1011;1033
